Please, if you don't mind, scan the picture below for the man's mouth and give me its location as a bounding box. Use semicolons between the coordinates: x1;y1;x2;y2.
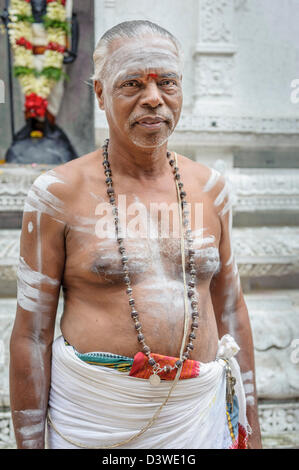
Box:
135;116;167;129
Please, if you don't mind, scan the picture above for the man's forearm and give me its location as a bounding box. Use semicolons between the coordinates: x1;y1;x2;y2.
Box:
10;335;52;449
233;304;262;448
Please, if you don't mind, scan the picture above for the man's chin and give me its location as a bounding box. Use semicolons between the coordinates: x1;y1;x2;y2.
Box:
127;126;174;149
129;134;171;149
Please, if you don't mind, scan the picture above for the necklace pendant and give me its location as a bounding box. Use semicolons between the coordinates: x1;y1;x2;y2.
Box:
149;373;161;386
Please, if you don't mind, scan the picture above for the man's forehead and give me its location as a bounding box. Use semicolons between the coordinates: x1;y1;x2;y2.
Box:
108;34;178;55
104;36;182;85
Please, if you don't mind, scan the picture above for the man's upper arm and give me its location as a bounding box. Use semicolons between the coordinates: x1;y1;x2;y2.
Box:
208;173;243;333
13;169;67;343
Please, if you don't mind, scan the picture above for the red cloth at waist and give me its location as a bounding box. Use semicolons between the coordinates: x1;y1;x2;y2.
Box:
129;352;200;380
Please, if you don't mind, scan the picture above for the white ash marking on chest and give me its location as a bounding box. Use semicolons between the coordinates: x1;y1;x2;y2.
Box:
90;230;220;282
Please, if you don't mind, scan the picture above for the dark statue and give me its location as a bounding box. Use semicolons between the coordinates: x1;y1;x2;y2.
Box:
30;0;47;23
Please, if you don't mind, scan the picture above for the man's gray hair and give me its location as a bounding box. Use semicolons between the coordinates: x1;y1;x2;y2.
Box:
92;20;183;83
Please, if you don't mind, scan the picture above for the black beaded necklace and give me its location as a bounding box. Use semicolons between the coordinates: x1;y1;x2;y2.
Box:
102;138;199;385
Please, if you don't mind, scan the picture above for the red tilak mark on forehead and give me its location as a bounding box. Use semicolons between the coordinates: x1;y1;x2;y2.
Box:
147;73;158;79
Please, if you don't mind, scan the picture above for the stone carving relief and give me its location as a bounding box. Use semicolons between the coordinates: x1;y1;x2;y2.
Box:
177;114;299;133
228;169;299;213
0;166;52;212
246;294;299;399
195;55;234;98
233;227;299;277
0;411;15;449
200;0;233;43
258;403;299;436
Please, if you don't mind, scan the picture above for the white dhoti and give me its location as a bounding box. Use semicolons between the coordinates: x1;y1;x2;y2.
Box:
46;335;249;449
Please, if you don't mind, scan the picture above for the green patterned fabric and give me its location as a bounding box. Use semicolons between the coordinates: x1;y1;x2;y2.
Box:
64;338;133;372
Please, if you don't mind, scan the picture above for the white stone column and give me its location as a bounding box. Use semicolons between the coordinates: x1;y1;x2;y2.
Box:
193;0;237;116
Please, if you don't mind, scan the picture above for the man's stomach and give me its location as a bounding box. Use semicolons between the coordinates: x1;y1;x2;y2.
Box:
59;284;219;363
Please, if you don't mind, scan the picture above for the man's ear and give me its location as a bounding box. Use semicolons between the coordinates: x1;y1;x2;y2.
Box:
94;80;105;110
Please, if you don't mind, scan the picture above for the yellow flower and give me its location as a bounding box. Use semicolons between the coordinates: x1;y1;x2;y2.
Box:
9;0;32;17
47;3;67;22
14;47;34;68
8;21;33;43
47;27;66;46
18;75;55;98
43;49;64;68
35;76;56;98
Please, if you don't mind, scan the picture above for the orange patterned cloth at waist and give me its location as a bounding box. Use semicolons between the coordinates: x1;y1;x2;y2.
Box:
129;352;200;380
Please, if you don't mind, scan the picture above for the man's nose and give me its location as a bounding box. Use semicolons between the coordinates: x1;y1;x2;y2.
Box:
139;82;164;108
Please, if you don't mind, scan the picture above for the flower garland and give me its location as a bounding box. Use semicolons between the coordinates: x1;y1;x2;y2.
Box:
8;0;69;120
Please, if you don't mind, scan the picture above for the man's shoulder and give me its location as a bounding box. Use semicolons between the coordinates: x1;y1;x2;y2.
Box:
51;150;99;183
30;150;99;200
177;153;226;193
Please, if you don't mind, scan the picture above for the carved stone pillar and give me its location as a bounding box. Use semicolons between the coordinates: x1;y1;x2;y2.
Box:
193;0;237;116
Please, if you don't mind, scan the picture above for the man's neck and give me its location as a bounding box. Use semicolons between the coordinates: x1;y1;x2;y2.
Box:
106;139;171;182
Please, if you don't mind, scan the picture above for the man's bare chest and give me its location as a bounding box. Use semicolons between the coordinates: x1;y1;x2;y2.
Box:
64;183;221;286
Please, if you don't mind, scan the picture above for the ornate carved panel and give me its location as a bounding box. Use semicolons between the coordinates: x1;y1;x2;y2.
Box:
228;169;299;213
0;165;53;212
233;227;299;277
199;0;233;44
246;293;299;399
259;402;299;440
193;0;236;107
0;411;15;449
194;55;234;99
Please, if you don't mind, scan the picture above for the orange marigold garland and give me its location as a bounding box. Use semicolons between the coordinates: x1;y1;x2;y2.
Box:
8;0;69;119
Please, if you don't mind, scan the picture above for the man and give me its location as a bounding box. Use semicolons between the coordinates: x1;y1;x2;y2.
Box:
10;20;262;449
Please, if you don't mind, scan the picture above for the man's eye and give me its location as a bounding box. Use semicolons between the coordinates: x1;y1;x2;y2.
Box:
123;81;139;87
160;80;176;87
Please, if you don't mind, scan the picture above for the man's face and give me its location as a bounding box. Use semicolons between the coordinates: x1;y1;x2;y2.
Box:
95;35;183;149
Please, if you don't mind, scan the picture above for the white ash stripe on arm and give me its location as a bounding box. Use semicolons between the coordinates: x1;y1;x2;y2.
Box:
214;180;229;207
17;257;60;314
203;168;221;193
23;170;66;218
18;256;60;287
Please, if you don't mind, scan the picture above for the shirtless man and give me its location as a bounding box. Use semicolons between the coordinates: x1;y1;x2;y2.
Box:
10;20;262;449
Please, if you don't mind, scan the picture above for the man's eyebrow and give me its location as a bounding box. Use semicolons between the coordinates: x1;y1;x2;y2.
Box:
115;72;180;84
